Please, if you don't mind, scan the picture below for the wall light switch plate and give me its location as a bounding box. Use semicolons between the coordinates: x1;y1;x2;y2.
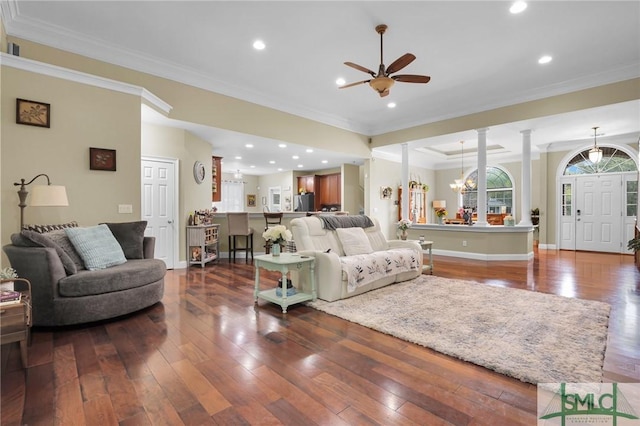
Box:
118;204;133;214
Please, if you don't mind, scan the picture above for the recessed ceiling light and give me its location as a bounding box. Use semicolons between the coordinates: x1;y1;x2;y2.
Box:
510;1;527;14
234;156;242;160
292;155;299;159
538;55;552;64
297;164;304;168
253;40;265;50
245;143;254;148
321;160;328;164
336;78;346;86
278;143;287;148
269;160;275;164
250;165;255;168
387;102;396;108
306;148;313;153
277;168;283;171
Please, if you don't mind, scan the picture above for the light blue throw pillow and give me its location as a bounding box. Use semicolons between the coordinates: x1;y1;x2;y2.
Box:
65;224;127;270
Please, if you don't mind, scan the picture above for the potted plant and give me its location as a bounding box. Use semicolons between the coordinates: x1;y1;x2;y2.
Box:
0;267;18;291
262;225;292;256
397;219;412;240
435;207;447;224
531;208;540;225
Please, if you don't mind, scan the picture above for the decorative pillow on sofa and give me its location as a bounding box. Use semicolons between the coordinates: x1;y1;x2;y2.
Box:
19;230;79;275
102;221;148;259
336;227;374;256
65;224;127;270
22;221;79;233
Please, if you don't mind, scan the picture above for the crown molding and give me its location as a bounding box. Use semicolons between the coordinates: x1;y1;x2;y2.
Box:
0;52;172;114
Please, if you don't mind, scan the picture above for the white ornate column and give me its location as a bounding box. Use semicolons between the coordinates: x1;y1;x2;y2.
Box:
518;129;533;226
401;143;409;221
475;128;489;226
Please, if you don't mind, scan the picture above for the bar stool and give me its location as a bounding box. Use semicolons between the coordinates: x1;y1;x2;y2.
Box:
227;212;254;261
263;212;283;254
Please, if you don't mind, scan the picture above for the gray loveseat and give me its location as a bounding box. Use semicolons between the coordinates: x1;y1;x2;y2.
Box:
3;221;166;326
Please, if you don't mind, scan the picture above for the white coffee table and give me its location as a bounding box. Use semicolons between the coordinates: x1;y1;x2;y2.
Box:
254;253;316;313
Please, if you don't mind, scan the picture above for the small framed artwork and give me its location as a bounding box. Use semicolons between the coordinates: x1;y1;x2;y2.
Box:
90;147;116;171
247;194;257;207
381;186;393;199
16;98;50;128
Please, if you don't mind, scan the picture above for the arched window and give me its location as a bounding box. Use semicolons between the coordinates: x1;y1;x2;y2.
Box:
462;167;514;214
563;147;636;175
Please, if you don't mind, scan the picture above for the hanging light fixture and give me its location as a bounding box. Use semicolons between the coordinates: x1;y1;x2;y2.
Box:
588;126;603;164
234;169;243;179
450;141;475;193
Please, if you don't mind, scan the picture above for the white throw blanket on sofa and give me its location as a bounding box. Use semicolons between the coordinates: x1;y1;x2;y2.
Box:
340;248;420;293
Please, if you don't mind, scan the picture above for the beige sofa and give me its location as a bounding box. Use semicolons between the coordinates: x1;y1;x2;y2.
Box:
290;216;422;301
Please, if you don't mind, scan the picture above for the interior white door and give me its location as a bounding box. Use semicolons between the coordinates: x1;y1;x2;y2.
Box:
141;158;176;268
575;174;622;253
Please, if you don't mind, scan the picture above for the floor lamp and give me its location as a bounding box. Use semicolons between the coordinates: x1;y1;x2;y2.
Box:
14;174;69;229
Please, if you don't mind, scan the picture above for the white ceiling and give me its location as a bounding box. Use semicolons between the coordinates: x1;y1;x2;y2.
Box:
3;1;639;174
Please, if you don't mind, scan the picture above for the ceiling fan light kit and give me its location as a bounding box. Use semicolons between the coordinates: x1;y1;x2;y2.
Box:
340;24;431;97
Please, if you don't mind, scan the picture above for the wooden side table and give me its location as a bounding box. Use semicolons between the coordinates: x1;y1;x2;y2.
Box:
254;253;316;313
0;278;32;367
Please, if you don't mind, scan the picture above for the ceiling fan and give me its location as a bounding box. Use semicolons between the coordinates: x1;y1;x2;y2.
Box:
340;24;431;97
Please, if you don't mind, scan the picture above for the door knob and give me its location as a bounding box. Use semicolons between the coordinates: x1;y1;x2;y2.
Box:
168;220;173;224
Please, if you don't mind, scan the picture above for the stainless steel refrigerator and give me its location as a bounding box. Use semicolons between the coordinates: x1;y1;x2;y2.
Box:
294;193;315;212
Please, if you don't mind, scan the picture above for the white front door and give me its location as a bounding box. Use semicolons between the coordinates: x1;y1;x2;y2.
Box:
575;174;622;253
141;158;176;268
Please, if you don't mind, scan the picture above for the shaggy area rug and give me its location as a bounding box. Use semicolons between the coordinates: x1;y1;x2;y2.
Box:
307;275;611;384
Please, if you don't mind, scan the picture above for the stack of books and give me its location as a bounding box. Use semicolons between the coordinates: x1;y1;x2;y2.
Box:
0;290;21;306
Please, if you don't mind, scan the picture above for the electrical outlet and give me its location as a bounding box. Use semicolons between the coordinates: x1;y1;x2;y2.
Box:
118;204;133;214
462;240;467;247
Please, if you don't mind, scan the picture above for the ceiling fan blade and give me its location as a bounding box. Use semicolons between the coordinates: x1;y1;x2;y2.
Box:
339;79;371;89
392;74;431;84
385;53;416;75
344;62;376;76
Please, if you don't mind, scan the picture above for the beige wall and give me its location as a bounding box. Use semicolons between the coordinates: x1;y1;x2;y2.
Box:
7;36;371;158
2;67;141;262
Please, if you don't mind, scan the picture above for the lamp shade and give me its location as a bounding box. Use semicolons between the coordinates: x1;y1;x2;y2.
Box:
588;147;603;164
29;185;69;206
433;200;446;209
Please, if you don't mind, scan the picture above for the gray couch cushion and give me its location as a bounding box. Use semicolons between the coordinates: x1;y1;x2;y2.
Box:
58;259;166;297
19;230;79;275
103;221;147;259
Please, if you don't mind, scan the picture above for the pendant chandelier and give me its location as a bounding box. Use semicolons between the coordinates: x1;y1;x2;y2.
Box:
450;141;476;193
234;169;243;179
588;126;603;164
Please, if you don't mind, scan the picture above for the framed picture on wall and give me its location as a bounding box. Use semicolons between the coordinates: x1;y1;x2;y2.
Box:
89;147;116;171
247;194;256;207
16;98;50;128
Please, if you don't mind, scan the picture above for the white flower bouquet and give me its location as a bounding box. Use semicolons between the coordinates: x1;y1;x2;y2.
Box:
262;225;292;245
397;219;412;231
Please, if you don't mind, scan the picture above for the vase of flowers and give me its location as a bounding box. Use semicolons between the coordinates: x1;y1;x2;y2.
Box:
0;267;18;291
435;207;448;224
397;219;411;240
262;225;292;256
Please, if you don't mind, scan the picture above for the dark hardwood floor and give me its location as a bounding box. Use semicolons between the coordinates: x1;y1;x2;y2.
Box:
2;249;639;425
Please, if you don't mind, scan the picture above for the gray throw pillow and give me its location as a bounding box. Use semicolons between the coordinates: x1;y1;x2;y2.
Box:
103;221;148;259
20;230;79;275
44;230;86;272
